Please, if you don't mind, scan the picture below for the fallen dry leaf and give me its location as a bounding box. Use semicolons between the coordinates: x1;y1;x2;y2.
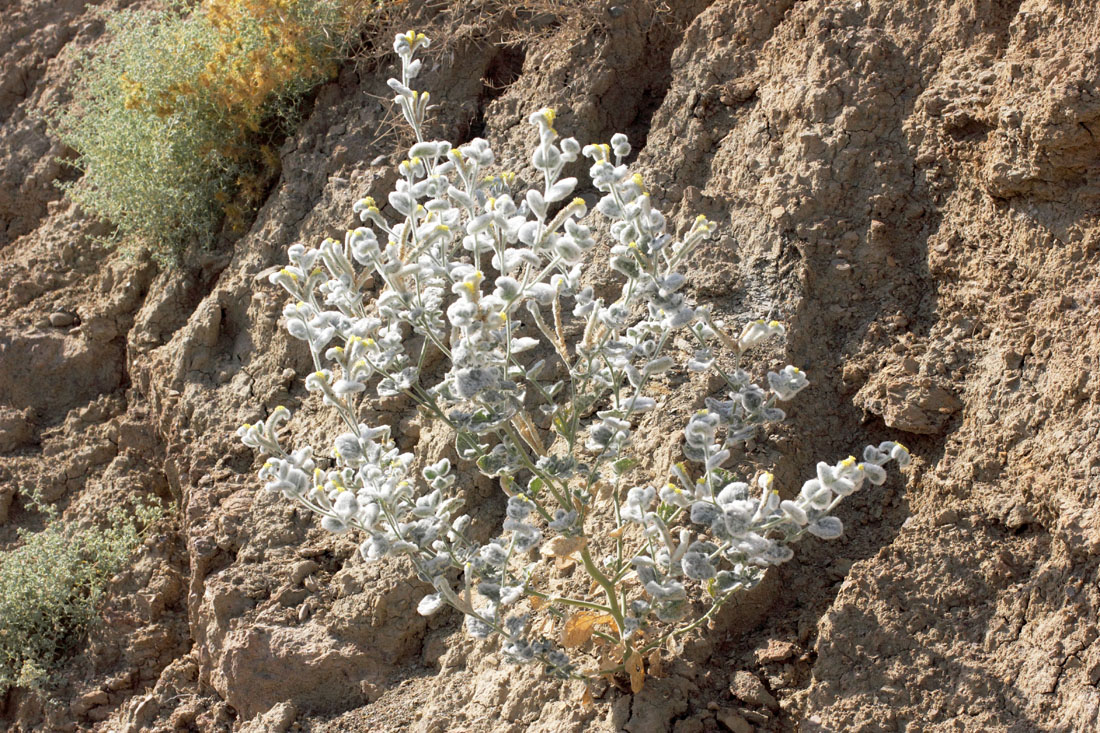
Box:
562;610;616;648
647;649;663;678
625;649;645;693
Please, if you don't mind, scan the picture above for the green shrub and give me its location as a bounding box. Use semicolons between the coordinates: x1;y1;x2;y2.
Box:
48;0;367;264
0;500;162;693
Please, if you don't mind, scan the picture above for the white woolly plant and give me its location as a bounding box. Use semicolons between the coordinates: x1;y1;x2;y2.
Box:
238;31;910;691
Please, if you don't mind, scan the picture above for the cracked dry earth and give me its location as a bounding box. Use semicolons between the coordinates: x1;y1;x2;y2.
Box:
2;0;1099;731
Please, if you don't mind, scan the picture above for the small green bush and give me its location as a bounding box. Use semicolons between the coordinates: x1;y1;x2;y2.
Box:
0;500;162;693
48;0;367;264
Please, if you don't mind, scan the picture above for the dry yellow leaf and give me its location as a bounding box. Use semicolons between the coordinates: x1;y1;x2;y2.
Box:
598;643;621;674
647;649;663;678
562;610;616;648
511;411;545;454
625;650;645;693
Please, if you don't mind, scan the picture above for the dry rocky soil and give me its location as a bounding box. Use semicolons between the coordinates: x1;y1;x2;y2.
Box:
1;0;1099;731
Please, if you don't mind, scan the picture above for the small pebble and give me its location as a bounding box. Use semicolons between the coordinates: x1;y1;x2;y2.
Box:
49;311;76;327
730;670;779;710
715;708;753;733
934;508;959;526
290;560;321;586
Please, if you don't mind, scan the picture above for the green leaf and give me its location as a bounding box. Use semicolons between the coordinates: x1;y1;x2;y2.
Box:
527;477;544;497
612;457;638;475
455;431;484;460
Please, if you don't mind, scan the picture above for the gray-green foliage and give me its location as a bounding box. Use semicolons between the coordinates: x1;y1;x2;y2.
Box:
49;7;241;263
47;0;360;264
0;500;162;693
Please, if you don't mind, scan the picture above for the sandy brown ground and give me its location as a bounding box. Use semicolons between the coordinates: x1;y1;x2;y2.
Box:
1;0;1099;731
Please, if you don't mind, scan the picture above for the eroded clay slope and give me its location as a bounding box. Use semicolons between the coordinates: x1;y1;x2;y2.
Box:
1;1;1098;731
